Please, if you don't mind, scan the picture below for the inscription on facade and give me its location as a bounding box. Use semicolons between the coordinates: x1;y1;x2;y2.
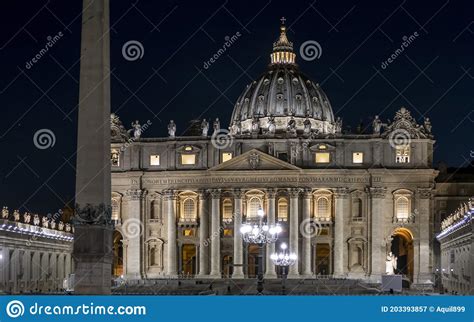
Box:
142;176;370;186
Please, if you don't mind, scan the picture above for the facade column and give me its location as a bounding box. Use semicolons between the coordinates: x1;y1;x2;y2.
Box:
232;189;245;278
124;189;146;279
416;188;433;285
333;188;350;276
369;187;387;282
198;190;209;276
301;189;313;276
288;188;300;278
209;189;221;278
121;240;128;277
265;189;277;278
0;247;7;290
164;190;178;277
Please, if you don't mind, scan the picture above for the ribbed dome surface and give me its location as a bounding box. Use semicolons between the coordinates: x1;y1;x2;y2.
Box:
231;65;334;122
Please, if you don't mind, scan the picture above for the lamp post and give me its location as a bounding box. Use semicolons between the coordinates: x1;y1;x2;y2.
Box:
240;208;281;294
271;243;297;295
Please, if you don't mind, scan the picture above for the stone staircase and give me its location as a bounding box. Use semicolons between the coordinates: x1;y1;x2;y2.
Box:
112;278;384;295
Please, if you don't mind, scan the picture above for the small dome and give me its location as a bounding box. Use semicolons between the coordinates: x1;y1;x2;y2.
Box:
229;19;336;135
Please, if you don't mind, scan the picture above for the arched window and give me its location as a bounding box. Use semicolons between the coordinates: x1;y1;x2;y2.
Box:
247;197;262;218
182;198;196;221
111;199;120;221
395;196;409;220
277;198;288;222
222;199;233;222
316;197;330;218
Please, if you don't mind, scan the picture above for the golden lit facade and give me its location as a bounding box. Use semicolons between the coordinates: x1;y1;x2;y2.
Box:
109;21;469;290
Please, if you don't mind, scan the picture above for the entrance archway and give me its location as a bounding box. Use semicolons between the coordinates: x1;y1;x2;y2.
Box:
315;244;330;275
247;244;260;278
222;255;233;277
112;231;123;277
390;228;414;281
181;244;196;276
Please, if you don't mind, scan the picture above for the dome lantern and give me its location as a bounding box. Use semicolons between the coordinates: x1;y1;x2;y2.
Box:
270;17;296;65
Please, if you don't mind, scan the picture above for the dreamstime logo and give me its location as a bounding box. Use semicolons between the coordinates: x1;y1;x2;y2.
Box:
381;32;420;69
33;129;56;149
202;212;236;247
6;300;25;318
299;218;321;238
122;40;144;61
388;129;411;148
122;218;143;239
299;40;322;61
118;120;152;153
203;32;242;69
25;32;64;70
211;129;234;149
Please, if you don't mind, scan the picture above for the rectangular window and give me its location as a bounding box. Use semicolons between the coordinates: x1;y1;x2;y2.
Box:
221;152;233;163
150;155;160;166
395;146;410;163
183;229;194;237
277;152;288;162
315;152;330;163
181;154;196;165
352;152;363;164
319;228;329;236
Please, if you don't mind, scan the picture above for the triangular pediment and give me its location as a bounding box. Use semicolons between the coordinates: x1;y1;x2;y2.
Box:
209;149;301;171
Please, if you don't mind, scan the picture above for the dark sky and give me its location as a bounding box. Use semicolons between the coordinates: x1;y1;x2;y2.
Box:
0;0;473;214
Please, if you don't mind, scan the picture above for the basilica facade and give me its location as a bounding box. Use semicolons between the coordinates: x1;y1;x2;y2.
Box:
110;22;443;288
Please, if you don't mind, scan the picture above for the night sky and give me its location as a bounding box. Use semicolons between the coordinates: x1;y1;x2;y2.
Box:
0;0;473;214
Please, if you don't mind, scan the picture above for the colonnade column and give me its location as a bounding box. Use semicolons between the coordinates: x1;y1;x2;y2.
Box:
198;190;209;276
124;189;146;279
288;188;300;278
369;187;387;282
0;247;7;289
265;189;277;278
165;190;178;277
333;188;350;277
301;189;313;277
209;189;221;278
232;189;245;278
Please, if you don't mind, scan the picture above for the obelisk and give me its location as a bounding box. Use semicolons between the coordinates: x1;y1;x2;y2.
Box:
73;0;113;295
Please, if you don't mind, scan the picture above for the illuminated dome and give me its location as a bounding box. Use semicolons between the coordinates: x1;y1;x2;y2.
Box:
230;20;336;135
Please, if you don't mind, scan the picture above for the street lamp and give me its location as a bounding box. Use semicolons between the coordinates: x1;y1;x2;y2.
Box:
271;243;297;294
240;207;281;294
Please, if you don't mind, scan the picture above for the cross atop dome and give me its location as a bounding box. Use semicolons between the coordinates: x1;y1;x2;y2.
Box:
271;18;296;65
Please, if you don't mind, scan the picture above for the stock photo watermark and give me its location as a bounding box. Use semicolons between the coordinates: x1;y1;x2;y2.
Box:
299;40;322;61
25;32;64;70
381;31;420;69
33;129;56;150
122;40;144;61
203;32;242;70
